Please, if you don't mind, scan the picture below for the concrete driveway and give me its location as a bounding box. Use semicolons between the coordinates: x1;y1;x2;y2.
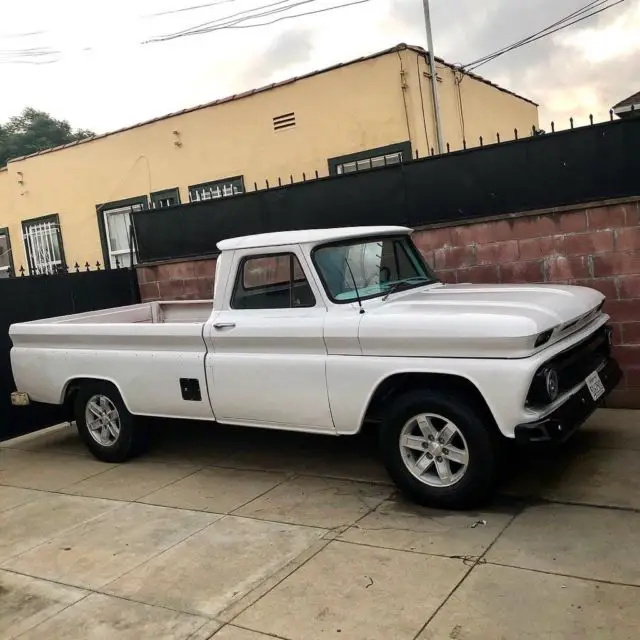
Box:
1;409;639;639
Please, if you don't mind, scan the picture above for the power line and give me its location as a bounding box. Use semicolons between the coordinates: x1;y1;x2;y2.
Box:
464;0;607;69
463;0;627;72
0;45;59;65
144;0;239;18
0;0;373;62
148;0;304;41
146;0;368;43
0;30;47;39
226;0;370;28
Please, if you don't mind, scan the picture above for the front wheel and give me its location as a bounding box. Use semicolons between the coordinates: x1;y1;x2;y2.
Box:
379;389;498;509
74;381;148;463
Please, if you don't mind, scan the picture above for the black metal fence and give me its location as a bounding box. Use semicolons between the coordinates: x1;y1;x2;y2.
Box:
0;266;139;441
133;116;640;263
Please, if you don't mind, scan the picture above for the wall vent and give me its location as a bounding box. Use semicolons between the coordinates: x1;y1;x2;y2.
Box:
273;112;296;131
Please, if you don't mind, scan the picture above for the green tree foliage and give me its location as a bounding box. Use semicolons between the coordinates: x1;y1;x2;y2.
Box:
0;108;94;166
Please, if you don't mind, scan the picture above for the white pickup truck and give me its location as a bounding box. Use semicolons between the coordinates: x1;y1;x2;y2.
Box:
9;226;621;508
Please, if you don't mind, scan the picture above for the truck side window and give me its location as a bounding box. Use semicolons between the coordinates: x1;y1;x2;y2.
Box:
232;253;316;310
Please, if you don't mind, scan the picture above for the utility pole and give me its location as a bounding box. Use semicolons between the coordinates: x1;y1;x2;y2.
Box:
422;0;444;154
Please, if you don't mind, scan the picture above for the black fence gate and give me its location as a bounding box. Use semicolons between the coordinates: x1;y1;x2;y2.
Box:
133;116;640;263
0;267;139;441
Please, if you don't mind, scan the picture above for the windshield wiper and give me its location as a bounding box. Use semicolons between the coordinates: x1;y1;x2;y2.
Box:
381;276;435;301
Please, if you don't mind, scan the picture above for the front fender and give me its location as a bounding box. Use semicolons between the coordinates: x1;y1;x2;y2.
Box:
326;355;533;437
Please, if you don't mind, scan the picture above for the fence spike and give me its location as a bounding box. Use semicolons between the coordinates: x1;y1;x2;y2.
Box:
589;114;594;125
463;139;467;149
278;177;282;187
479;136;483;147
532;125;536;136
551;121;555;133
570;117;574;129
415;149;419;159
514;128;518;140
115;256;120;268
253;182;258;191
610;108;614;121
290;175;294;184
265;179;269;189
315;170;319;179
85;261;91;272
496;132;500;143
430;147;435;156
95;261;101;271
631;104;635;113
446;142;451;153
303;172;306;181
74;262;80;273
19;265;25;277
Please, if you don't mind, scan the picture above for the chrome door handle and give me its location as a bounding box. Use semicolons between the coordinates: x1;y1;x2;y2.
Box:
213;322;236;329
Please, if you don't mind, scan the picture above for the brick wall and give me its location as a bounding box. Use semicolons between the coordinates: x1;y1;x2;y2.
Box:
137;257;216;302
412;198;640;408
136;197;640;408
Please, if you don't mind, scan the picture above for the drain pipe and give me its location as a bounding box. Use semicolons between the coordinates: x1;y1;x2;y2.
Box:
422;0;444;154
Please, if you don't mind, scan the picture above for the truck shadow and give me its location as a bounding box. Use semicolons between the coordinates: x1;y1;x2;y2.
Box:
146;417;600;507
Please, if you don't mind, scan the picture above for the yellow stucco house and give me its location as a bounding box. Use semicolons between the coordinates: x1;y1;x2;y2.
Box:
0;43;538;275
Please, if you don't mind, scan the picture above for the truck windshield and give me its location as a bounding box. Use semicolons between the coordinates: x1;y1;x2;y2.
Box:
313;235;438;303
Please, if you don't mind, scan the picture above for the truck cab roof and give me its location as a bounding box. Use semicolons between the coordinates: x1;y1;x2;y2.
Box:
216;226;412;252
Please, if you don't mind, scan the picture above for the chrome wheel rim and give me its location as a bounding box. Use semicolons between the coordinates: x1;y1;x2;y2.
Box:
399;413;469;487
85;395;121;447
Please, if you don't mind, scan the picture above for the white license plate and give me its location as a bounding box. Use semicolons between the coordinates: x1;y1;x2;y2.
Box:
585;371;605;401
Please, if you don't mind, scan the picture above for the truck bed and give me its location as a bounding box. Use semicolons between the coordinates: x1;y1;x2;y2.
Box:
13;300;213;326
9;300;215;420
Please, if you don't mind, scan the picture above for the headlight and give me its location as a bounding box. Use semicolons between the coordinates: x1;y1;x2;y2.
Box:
544;368;559;402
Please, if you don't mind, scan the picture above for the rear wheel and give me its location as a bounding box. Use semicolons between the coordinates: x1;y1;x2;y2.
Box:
379;389;498;509
74;381;148;463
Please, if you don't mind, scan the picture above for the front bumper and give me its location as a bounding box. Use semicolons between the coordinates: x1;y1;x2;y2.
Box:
514;356;622;444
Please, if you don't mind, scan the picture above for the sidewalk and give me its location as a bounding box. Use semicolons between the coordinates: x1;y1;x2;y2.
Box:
1;408;639;639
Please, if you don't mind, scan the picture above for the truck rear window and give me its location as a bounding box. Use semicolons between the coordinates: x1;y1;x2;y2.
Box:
232;253;316;310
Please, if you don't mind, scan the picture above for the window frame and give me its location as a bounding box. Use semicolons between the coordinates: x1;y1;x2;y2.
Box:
327;141;412;176
188;176;245;203
231;251;317;310
311;233;437;305
96;196;148;269
150;188;181;209
0;226;14;277
21;214;66;275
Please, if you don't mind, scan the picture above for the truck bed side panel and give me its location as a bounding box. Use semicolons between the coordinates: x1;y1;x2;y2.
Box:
10;324;214;421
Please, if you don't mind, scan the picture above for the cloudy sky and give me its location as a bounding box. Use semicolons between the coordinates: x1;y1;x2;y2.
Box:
0;0;637;134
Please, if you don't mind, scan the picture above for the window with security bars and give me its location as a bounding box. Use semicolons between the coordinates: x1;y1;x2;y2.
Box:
151;188;181;209
0;227;13;277
328;142;412;177
336;151;403;174
102;201;144;269
188;177;244;203
22;215;65;275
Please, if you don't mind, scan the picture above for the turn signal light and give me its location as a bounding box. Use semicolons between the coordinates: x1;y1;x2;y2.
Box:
534;329;553;348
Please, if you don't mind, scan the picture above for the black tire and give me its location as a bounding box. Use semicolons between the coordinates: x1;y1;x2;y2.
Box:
379;389;498;509
74;381;148;463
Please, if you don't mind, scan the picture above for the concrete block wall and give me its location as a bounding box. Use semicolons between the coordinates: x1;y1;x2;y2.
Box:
136;197;640;408
137;257;217;302
412;199;640;408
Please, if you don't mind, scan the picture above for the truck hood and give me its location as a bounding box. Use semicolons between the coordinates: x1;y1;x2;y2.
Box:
358;283;605;358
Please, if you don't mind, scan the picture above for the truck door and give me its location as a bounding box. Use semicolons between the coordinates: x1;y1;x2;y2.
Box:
205;248;334;432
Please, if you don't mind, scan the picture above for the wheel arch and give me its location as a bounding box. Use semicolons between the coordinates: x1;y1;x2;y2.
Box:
360;371;500;436
61;376;132;419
